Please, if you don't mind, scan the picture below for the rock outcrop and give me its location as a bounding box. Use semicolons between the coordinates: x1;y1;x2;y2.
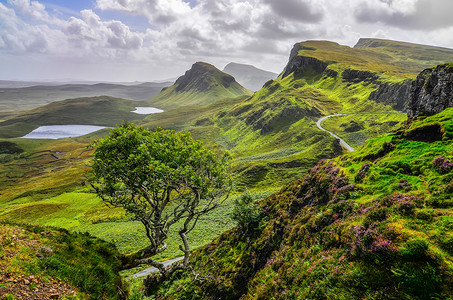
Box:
369;80;412;111
280;43;328;78
406;63;453;118
341;69;379;83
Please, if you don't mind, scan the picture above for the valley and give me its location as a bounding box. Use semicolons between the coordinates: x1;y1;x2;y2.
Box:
1;38;453;299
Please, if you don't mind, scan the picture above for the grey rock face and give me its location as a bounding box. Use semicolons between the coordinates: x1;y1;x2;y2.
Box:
406;64;453;118
280;43;327;78
342;69;379;83
369;80;412;111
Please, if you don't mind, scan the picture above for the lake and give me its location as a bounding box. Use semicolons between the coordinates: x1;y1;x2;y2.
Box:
132;107;164;114
20;125;108;139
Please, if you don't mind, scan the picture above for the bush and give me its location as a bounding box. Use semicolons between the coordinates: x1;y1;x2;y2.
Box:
400;239;429;260
433;156;453;173
231;192;267;235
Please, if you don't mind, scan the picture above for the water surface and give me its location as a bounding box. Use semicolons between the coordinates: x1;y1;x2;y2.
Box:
21;125;108;139
132;107;164;114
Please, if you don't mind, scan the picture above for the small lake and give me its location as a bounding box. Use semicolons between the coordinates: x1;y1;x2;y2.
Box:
132;107;164;114
21;125;108;139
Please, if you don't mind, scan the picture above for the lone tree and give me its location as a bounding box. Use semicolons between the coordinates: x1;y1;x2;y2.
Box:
88;123;231;275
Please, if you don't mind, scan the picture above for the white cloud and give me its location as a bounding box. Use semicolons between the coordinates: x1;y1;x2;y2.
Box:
1;0;453;81
354;0;453;30
64;9;143;53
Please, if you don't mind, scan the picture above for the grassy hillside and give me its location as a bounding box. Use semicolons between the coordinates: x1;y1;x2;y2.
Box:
146;107;453;299
354;38;453;73
147;62;252;109
0;221;126;299
0;96;148;138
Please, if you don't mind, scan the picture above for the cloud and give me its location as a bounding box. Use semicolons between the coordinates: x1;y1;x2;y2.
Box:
262;0;323;23
0;2;53;53
65;10;143;51
2;0;453;81
7;0;64;25
354;0;453;30
95;0;192;26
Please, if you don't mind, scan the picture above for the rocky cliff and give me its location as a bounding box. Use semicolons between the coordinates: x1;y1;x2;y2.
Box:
369;80;412;111
280;43;328;78
406;63;453;118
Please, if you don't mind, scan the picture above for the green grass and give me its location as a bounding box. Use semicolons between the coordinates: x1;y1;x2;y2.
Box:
1;39;453;298
321;113;407;148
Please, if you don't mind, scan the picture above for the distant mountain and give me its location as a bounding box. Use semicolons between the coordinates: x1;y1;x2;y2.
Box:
223;62;278;91
0;82;172;112
148;62;252;109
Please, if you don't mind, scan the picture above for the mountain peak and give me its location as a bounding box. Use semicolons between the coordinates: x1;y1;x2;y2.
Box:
223;62;278;91
174;62;236;93
148;62;251;108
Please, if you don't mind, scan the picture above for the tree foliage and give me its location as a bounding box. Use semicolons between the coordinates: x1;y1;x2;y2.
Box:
88;123;231;274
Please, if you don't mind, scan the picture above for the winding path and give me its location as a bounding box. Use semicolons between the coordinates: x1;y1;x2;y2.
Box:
316;114;355;152
132;256;184;278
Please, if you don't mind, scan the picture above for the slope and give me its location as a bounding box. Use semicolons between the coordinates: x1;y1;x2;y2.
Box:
142;39;453;189
146;83;453;299
0;221;126;299
1;39;453;283
223;62;278;91
147;62;252;109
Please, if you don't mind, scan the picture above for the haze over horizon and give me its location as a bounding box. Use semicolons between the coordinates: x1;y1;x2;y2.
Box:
1;0;453;82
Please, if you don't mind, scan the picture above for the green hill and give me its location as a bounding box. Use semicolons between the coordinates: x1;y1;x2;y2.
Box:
0;81;171;113
147;62;252;109
146;106;453;299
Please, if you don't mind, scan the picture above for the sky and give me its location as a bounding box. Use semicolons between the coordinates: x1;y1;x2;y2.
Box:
1;0;453;82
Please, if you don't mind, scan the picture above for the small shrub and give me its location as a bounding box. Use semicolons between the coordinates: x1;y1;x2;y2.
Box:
433;156;453;173
355;163;370;183
231;192;267;235
398;179;411;191
400;239;429;260
350;223;397;263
